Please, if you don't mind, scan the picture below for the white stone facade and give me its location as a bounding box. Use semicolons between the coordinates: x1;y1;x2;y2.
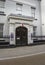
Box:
8;14;33;45
0;0;42;46
41;0;45;35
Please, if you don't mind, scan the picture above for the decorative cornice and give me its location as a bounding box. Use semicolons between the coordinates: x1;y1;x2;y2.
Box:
8;14;34;21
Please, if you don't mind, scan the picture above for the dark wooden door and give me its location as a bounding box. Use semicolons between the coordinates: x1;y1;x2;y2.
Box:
16;26;28;46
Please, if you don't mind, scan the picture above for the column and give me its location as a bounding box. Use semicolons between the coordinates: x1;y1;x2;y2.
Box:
9;24;15;45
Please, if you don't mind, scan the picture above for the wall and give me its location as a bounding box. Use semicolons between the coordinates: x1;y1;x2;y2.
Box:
41;0;45;35
9;18;33;45
0;0;41;36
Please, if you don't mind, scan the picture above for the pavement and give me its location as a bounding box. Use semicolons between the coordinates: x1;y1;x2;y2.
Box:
0;45;45;65
0;53;45;65
0;44;45;60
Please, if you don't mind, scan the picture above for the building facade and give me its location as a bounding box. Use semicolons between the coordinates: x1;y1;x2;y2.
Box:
41;0;45;36
0;0;42;46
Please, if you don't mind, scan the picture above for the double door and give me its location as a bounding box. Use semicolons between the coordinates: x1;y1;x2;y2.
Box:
16;27;28;46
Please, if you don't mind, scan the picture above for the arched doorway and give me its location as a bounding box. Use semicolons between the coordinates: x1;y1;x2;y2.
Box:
16;26;28;46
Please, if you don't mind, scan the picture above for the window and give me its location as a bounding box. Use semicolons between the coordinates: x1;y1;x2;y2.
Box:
0;11;6;16
0;0;6;15
31;7;36;18
16;3;23;15
0;11;4;14
0;0;5;8
33;26;36;36
0;0;5;2
0;24;4;37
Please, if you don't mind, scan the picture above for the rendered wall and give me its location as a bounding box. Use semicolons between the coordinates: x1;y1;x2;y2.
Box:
0;0;41;36
9;18;33;45
41;0;45;35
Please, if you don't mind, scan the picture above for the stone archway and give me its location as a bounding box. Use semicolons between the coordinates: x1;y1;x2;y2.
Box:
16;26;28;46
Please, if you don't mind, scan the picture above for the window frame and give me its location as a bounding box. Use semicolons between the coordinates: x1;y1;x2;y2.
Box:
16;3;23;15
31;7;36;18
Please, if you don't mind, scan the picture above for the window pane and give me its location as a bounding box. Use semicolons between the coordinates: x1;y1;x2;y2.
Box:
33;26;36;36
0;24;3;37
0;32;3;37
